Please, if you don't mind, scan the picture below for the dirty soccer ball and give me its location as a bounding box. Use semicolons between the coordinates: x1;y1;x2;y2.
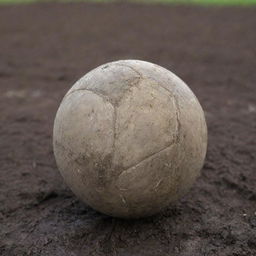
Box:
53;60;207;218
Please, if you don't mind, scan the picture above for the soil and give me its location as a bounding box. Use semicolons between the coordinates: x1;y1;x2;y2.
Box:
0;2;256;256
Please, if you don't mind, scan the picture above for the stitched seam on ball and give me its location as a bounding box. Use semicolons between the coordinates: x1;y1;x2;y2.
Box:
114;76;141;107
172;95;181;144
147;77;182;145
119;143;175;176
110;66;142;167
114;63;142;106
65;63;143;106
111;69;180;173
116;63;143;79
64;88;115;108
112;106;117;164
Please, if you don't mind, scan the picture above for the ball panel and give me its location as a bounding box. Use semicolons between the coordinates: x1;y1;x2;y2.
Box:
129;59;208;194
53;90;115;198
115;144;182;217
66;63;140;106
115;59;180;90
175;94;208;195
113;78;178;169
115;59;197;105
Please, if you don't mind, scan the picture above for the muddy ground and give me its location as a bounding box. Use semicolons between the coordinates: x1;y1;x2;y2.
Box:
0;2;256;256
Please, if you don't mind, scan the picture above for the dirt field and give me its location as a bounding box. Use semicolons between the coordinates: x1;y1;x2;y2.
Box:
0;2;256;256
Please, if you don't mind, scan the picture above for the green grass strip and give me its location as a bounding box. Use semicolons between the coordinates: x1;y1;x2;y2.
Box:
132;0;256;5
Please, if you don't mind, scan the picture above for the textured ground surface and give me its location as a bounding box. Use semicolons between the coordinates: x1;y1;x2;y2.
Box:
0;3;256;256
